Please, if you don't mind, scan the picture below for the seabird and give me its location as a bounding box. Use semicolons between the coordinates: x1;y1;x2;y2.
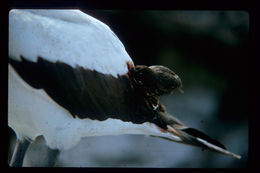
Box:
8;9;241;167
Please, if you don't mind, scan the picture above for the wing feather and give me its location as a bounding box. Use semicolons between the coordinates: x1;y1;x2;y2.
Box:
9;9;133;77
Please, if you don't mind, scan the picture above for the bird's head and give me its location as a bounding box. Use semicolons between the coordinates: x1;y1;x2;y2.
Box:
129;65;184;98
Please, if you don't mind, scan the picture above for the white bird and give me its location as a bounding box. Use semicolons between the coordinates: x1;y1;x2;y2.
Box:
8;9;241;167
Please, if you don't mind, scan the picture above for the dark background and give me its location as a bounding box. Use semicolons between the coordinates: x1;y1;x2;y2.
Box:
8;10;248;167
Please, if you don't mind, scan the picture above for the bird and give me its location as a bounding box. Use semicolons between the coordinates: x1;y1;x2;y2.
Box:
8;9;241;167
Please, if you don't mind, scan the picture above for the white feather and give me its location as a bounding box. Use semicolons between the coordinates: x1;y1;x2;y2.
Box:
9;9;133;77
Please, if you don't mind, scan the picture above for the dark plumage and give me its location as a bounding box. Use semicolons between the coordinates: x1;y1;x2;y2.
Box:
130;65;183;97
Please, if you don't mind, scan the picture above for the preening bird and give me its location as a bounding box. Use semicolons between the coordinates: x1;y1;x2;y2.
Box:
8;9;241;167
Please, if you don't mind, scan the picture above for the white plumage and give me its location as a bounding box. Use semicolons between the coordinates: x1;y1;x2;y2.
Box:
9;9;132;77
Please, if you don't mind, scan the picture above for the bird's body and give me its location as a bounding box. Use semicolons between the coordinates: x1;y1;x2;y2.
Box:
9;9;166;150
8;9;241;167
9;60;180;150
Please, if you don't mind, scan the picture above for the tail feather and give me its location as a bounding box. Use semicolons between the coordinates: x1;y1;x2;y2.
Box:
182;128;226;150
156;111;241;159
179;127;241;159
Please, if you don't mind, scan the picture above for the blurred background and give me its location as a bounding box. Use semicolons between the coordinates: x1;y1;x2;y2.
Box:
8;10;248;168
